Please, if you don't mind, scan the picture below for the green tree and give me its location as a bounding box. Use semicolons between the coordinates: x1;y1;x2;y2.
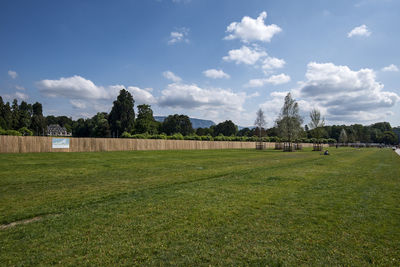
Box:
135;104;158;134
91;112;111;137
382;131;397;145
213;120;238;136
30;102;46;135
108;89;135;137
161;114;194;136
11;99;20;129
275;93;303;144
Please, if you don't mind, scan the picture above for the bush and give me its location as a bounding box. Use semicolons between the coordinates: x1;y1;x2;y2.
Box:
168;133;184;140
184;135;202;141
18;127;33;136
0;129;22;136
149;134;167;140
121;131;132;138
200;135;213;141
327;138;337;144
131;133;149;139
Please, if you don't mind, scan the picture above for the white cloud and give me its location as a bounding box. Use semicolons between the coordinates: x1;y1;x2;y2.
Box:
8;70;18;79
158;83;250;123
37;75;157;108
245;74;291;87
225;11;282;43
262;56;286;71
259;62;400;124
163;71;182;82
299;62;399;122
37;75;110;100
168;28;189;44
15;85;25;91
126;86;157;105
223;46;267;65
15;92;29;101
70;99;87;109
4;92;29;102
347;24;371;38
381;64;399;72
203;69;230;79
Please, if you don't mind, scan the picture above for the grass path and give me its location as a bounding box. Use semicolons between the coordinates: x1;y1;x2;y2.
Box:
1;148;399;265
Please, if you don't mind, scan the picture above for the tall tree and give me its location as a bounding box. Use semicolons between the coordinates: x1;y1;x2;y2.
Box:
339;128;348;144
108;89;135;136
135;104;158;134
254;108;266;139
308;108;325;142
31;102;46;135
161;114;194;136
11;99;20;129
91;112;111;137
213;120;238;136
275;93;303;144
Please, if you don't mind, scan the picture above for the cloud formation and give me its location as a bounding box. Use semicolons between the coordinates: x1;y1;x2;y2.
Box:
223;46;267;65
245;73;291;87
225;11;281;43
203;69;230;79
347;24;371;38
381;64;399;72
163;71;182;82
126;86;157;105
168;28;189;44
37;75;110;100
159;83;246;111
8;70;18;79
37;75;157;113
299;62;398;122
262;56;286;71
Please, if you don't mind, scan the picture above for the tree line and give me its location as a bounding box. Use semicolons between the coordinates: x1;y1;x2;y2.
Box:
0;90;398;145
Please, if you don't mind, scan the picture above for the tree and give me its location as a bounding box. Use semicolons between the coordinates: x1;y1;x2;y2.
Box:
135;104;158;134
91;112;111;137
339;128;348;144
31;102;46;135
275;93;303;145
108;89;135;136
254;108;266;139
161;114;194;136
382;131;397;145
18;101;32;129
11;99;20;129
308;108;325;142
213;120;237;136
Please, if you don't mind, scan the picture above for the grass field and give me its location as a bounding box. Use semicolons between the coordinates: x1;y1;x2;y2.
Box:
1;148;400;266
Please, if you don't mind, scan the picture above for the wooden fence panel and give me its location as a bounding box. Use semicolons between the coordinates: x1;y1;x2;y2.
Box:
0;136;328;153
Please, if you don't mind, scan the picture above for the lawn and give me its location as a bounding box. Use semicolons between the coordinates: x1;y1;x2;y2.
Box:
1;148;400;266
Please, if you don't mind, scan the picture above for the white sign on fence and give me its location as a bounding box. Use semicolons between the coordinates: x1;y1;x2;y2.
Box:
52;138;70;149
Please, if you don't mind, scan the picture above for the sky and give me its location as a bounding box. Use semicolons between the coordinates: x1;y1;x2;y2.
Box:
0;0;399;127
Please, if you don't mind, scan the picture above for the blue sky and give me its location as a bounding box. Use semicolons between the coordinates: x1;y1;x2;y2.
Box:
1;0;399;127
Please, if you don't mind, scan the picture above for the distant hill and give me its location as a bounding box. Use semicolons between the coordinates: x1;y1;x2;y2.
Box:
154;116;216;129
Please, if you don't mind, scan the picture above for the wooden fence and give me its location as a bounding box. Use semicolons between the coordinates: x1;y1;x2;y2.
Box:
0;136;322;153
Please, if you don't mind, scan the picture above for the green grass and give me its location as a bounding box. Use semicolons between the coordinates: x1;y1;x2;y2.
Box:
1;148;400;266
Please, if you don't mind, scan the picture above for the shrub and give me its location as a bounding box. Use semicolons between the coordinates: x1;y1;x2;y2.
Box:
200;135;213;141
168;133;184;140
121;131;132;138
131;133;149;139
149;134;167;140
1;130;22;136
184;135;202;141
18;127;33;136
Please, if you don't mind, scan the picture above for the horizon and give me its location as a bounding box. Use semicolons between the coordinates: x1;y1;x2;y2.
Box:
1;0;399;127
